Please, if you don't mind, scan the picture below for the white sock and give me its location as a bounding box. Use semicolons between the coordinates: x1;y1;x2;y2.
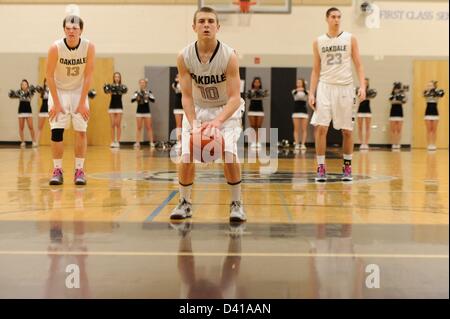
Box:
317;155;325;165
179;183;192;202
343;154;353;161
53;159;62;169
75;158;85;170
228;181;242;202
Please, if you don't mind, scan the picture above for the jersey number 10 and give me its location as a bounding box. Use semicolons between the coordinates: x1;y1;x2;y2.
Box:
198;86;219;100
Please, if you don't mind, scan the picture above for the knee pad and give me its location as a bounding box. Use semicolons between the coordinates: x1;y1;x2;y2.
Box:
51;128;64;142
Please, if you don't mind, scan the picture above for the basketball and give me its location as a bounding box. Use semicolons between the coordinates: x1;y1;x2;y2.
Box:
189;128;224;163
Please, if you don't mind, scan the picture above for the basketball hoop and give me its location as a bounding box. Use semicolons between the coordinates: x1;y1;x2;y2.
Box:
233;0;256;13
233;0;256;26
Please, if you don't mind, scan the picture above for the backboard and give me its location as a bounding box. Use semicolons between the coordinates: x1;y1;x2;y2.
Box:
198;0;292;14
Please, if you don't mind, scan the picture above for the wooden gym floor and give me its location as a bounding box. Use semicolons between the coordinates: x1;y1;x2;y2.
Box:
0;145;447;298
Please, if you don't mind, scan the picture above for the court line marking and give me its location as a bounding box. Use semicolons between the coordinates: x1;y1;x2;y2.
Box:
1;187;447;195
277;191;293;221
144;190;178;222
0;250;447;259
0;204;447;218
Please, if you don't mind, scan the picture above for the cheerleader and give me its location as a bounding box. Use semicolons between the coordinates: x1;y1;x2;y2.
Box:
423;80;445;151
356;78;377;150
388;82;408;150
8;79;37;147
246;77;269;149
104;72;128;148
131;79;155;149
34;78;49;146
291;79;309;151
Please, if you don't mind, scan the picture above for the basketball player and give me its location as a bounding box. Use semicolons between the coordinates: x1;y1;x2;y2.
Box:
46;15;95;185
171;7;246;222
309;7;366;182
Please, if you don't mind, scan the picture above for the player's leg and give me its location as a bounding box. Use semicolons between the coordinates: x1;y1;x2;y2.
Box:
342;129;353;181
333;84;355;181
223;122;246;222
310;82;332;182
48;90;68;185
74;130;87;185
224;160;246;222
72;94;89;185
171;116;196;220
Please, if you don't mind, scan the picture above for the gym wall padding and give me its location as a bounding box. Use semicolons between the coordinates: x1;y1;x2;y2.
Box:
270;68;297;142
144;66;170;142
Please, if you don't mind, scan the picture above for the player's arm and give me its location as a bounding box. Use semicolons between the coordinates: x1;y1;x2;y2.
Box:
76;42;95;120
308;40;321;110
177;53;196;128
214;52;241;125
351;36;366;101
46;44;65;121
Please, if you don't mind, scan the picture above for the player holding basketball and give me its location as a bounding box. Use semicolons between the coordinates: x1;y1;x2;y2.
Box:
171;6;246;222
309;7;366;182
46;15;95;185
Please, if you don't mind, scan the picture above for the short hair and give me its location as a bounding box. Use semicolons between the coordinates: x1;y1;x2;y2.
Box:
193;6;219;24
63;15;84;30
326;7;340;17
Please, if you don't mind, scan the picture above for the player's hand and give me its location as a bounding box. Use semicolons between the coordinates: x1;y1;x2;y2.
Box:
201;119;223;138
48;104;65;122
76;104;90;121
358;87;366;102
308;94;316;111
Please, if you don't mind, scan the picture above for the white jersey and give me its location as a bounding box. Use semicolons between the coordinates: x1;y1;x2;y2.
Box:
318;31;353;86
54;38;90;91
182;41;235;108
